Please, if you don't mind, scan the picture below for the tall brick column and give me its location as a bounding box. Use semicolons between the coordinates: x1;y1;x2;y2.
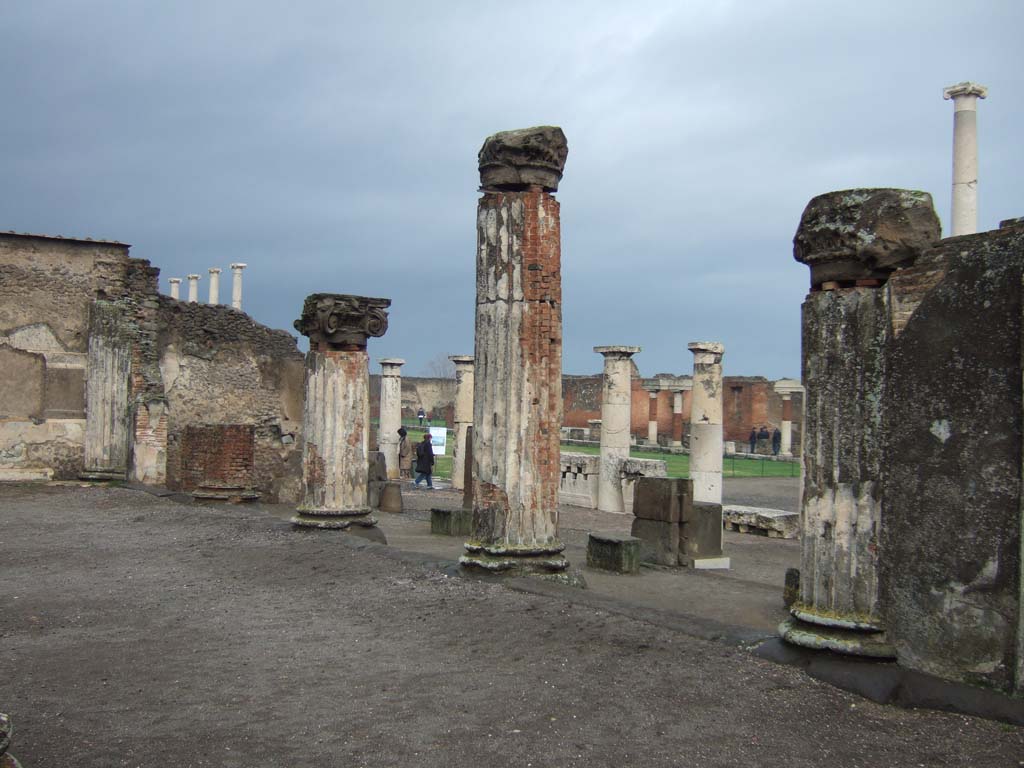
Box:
461;126;571;577
378;358;405;479
670;389;685;447
595;346;640;514
646;388;659;445
449;355;475;491
780;188;939;657
688;342;724;505
291;293;390;530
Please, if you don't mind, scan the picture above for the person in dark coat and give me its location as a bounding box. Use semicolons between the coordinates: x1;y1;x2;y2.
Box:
772;427;782;456
414;432;435;488
748;428;757;454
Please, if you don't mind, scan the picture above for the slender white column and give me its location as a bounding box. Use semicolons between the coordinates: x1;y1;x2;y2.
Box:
943;82;988;237
671;390;684;447
378;358;405;479
207;268;221;305
449;355;475;491
230;263;247;310
646;389;659;444
688;341;724;505
774;379;803;458
168;278;181;300
186;274;200;303
595;346;640;513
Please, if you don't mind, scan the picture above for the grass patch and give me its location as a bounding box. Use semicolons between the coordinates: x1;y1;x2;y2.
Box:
560;443;798;479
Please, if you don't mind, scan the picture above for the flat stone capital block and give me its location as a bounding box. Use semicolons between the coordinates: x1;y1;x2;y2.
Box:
294;293;391;350
379;357;405;375
478;125;568;192
794;188;941;286
594;345;641;359
208;267;222;275
168;278;181;285
449;354;474;366
687;341;724;363
943;81;988;106
230;262;248;270
187;273;201;281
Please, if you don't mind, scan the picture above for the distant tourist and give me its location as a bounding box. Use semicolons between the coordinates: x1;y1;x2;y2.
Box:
414;432;435;488
772;427;782;456
398;427;412;479
417;407;426;426
748;428;757;454
757;425;770;442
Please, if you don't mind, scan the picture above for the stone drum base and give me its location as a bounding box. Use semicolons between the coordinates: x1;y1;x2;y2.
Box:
780;603;895;658
291;508;378;530
460;542;569;577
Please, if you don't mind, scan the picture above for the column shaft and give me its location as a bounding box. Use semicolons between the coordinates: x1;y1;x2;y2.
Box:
670;390;684;446
780;395;793;456
80;302;131;480
449;356;475;491
647;391;658;444
688;342;724;505
595;348;639;513
378;359;405;479
208;269;221;305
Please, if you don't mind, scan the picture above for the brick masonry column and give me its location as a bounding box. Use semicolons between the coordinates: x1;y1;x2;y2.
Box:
168;278;181;300
460;126;572;578
781;395;793;455
671;389;685;447
688;341;724;505
594;346;640;513
449;355;475;491
378;358;405;479
943;82;988;237
291;293;391;530
780;188;939;657
646;388;659;444
80;302;131;480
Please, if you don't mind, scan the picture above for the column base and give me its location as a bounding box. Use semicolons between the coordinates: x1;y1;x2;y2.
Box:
291;508;377;530
79;469;127;482
779;603;895;658
192;485;260;502
460;541;576;581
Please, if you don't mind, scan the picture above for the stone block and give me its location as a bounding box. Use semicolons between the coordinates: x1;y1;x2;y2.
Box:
0;345;44;419
680;501;724;565
367;451;388;482
367;480;386;509
630;518;679;566
379;481;403;513
586;532;641;574
431;507;473;537
723;505;799;539
632;477;681;522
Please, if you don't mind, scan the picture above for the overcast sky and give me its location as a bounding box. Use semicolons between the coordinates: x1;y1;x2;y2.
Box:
3;1;1021;379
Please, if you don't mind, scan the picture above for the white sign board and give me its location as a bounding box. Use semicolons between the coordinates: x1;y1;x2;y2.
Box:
429;427;447;456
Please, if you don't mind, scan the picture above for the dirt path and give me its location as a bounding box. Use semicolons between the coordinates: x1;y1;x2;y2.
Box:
1;484;1020;767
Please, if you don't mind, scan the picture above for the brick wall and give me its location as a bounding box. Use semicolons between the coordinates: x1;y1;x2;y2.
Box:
173;424;255;492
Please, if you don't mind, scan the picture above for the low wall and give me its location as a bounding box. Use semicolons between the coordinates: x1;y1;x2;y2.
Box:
559;451;667;513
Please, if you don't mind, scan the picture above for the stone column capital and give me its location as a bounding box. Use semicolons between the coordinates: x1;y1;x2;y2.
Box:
208;267;222;275
449;354;475;370
295;293;391;350
230;262;248;271
478;125;568;192
168;277;182;285
379;358;405;376
943;82;988;108
594;345;641;359
687;341;724;364
187;273;201;281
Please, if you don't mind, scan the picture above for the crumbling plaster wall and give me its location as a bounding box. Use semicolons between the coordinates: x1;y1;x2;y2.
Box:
158;299;305;503
881;222;1024;694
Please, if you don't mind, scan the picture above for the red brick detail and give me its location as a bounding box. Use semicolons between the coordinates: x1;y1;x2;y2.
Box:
177;424;255;491
672;412;684;442
648;394;658;421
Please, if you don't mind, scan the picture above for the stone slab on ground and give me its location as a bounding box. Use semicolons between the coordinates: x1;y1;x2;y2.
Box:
724;505;799;539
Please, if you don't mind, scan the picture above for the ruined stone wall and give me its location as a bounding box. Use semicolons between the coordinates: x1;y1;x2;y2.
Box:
0;234;131;479
369;375;456;422
158;299;304;503
881;221;1024;694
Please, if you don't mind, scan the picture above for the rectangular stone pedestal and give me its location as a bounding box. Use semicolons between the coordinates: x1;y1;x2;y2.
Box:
586;532;641;574
630;518;679;566
681;501;726;567
431;507;473;537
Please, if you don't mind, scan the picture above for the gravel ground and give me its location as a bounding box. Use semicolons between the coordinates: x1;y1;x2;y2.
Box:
1;484;1021;767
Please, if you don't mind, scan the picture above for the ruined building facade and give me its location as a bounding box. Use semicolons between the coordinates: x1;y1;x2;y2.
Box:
0;232;304;501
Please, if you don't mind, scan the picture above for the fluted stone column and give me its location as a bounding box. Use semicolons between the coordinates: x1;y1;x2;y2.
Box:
208;268;221;304
230;263;247;311
378;358;405;479
168;278;181;300
646;388;659;445
595;346;640;514
780;188;940;657
688;342;724;505
943;82;988;237
186;274;200;303
80;302;131;481
449;355;475;491
774;379;803;458
461;126;571;578
291;294;390;530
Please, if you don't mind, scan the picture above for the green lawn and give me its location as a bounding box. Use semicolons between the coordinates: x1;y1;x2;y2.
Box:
560;442;799;479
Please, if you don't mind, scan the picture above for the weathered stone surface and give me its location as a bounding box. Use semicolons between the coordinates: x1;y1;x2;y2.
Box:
595;346;640;514
881;225;1024;693
378;481;403;513
793;189;940;286
0;345;44;419
688;342;724;506
630;518;679;566
680;501;724;565
377;358;404;479
431;507;473;537
784;568;801;608
294;294;390;350
478;126;568;192
632;477;681;523
586;532;641;574
723;505;798;539
449;355;474;491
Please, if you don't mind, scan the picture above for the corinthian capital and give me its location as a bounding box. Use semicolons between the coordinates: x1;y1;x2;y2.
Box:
294;293;391;350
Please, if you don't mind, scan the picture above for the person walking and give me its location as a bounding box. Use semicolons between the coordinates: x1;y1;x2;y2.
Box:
772;427;782;456
417;407;426;426
414;432;435;488
748;428;757;454
397;427;412;479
